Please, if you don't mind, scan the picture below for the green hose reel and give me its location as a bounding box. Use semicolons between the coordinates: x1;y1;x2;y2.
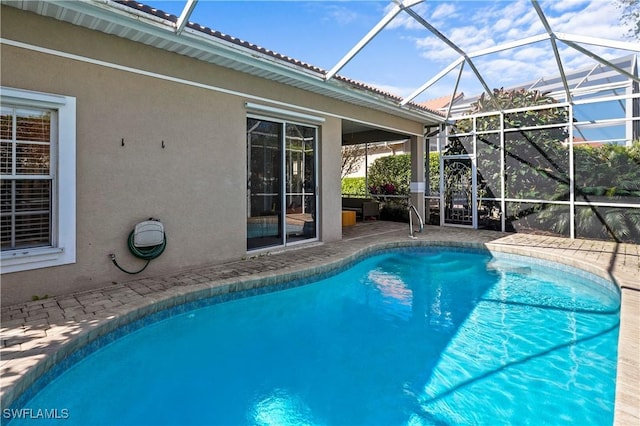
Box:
110;219;167;274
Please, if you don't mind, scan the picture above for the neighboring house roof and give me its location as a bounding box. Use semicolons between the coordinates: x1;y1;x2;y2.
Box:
1;0;443;124
571;137;605;148
419;93;463;113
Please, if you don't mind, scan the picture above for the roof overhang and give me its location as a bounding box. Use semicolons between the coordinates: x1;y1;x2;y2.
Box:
1;0;443;125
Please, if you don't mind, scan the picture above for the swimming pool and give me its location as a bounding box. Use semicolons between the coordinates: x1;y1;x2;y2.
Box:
6;247;620;425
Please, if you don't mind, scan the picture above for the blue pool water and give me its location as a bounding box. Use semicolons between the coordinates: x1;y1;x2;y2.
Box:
8;248;620;425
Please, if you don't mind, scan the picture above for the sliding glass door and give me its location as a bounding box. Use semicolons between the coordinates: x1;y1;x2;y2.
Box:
247;119;283;249
285;123;316;243
247;118;317;250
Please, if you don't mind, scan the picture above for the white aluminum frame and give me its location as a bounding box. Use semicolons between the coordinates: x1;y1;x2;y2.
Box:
175;0;197;35
439;99;640;238
325;0;423;81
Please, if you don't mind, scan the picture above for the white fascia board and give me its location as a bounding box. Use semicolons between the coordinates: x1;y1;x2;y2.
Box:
80;0;177;27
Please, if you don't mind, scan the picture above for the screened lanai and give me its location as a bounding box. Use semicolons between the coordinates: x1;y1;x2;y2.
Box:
422;53;640;243
323;0;640;243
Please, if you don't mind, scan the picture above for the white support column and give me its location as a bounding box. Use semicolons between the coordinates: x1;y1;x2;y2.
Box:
365;142;369;194
625;83;634;146
410;134;426;223
569;103;575;239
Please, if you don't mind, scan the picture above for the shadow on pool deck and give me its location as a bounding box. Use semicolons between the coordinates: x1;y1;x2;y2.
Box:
1;221;638;424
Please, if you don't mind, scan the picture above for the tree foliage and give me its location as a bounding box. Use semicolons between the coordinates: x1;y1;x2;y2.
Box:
341;144;367;178
617;0;640;40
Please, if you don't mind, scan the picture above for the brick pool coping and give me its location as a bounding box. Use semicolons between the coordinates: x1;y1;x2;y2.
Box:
1;222;638;424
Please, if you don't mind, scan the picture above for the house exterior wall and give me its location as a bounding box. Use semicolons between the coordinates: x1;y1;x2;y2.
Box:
0;6;424;305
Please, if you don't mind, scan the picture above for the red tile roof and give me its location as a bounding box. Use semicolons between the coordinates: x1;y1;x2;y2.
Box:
419;93;463;111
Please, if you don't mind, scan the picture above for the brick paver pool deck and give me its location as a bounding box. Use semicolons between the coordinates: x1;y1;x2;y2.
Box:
1;222;638;424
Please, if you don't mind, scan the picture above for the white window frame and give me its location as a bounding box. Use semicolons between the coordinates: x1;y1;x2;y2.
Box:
1;87;76;273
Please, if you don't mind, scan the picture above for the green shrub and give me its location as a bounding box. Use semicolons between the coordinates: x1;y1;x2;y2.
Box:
368;154;411;195
367;152;440;196
341;177;366;196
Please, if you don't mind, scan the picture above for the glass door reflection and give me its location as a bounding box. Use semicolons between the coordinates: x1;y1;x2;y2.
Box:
247;119;283;250
285;124;316;243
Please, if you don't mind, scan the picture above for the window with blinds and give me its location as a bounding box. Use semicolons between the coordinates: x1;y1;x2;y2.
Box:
0;106;53;250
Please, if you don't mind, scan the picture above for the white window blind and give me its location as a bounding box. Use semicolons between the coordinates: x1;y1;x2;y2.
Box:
1;106;54;250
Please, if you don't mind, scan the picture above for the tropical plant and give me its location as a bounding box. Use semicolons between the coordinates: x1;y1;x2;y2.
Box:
572;140;640;242
524;141;640;242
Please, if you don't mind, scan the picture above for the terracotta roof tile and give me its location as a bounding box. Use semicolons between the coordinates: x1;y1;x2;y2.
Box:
419;93;463;111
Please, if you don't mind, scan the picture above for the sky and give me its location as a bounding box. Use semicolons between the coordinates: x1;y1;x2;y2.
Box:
141;0;638;103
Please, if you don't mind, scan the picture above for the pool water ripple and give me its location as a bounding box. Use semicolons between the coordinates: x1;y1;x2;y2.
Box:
7;248;619;425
